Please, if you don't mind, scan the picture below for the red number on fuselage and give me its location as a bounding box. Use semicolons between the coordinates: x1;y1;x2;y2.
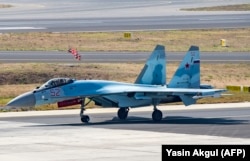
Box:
50;88;60;97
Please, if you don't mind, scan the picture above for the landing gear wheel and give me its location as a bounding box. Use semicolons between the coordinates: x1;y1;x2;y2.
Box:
79;97;92;123
152;110;163;122
81;115;90;123
117;108;129;120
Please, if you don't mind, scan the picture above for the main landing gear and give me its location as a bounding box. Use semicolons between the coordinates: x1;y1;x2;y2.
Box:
152;99;163;122
117;103;163;122
152;108;163;122
117;107;129;120
80;98;91;123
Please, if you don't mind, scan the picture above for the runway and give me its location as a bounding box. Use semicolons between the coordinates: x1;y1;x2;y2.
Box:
0;0;249;63
0;103;250;161
0;0;249;33
1;14;250;33
1;103;250;138
1;51;249;63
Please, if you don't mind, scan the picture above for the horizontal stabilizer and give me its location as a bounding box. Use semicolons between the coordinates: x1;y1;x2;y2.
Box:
192;91;230;99
192;95;216;99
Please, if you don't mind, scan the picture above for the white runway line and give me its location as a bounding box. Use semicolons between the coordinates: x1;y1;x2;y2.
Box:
1;102;250;117
0;27;46;30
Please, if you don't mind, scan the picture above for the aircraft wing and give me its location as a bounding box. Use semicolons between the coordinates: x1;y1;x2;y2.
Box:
98;84;225;95
83;83;225;106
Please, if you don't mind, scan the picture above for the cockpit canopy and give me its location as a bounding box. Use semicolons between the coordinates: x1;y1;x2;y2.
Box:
39;78;74;89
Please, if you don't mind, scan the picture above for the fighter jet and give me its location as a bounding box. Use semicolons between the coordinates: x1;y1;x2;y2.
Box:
6;45;226;123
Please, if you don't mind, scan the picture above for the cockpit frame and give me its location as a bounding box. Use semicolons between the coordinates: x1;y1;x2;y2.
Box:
38;78;74;90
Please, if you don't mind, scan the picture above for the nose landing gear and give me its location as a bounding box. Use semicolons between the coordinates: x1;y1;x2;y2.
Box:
80;98;91;123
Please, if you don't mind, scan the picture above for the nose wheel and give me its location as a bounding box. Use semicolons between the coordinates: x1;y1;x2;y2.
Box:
80;98;91;123
81;115;90;123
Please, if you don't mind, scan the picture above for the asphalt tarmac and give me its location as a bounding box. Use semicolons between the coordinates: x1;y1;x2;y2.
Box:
1;51;249;63
0;0;249;33
0;103;249;161
1;103;250;138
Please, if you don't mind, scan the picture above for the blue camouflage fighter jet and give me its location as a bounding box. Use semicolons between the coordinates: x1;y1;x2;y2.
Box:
6;45;226;123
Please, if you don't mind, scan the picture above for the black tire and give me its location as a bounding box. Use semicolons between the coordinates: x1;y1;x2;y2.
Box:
152;110;163;122
81;115;90;123
117;108;129;120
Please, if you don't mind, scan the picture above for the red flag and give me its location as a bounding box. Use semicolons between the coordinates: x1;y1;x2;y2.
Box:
68;48;81;61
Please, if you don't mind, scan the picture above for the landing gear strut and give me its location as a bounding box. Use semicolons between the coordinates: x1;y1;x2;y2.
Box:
152;99;163;122
80;98;91;123
117;107;129;120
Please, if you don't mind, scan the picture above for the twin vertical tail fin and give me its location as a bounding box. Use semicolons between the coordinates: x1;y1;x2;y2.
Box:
168;46;200;106
168;46;200;88
135;45;166;85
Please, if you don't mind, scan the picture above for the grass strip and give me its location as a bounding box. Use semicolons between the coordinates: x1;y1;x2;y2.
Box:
0;28;250;52
181;4;250;11
0;4;12;8
0;62;249;110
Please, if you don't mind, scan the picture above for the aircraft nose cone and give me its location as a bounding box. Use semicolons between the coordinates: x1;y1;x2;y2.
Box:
6;91;36;108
